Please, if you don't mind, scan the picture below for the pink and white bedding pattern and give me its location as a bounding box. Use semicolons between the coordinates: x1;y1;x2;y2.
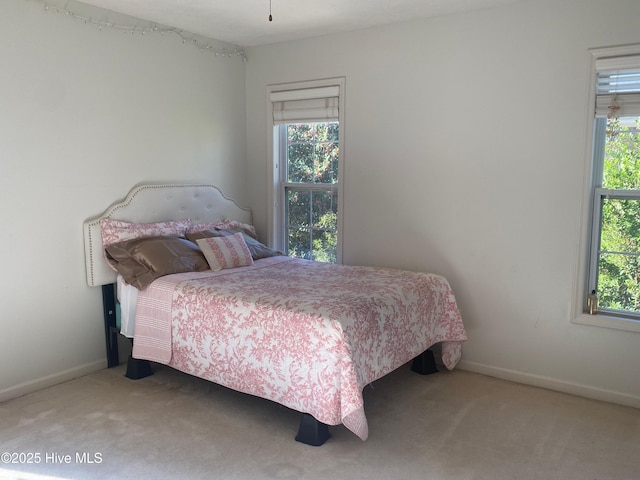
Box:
100;218;191;248
132;257;466;441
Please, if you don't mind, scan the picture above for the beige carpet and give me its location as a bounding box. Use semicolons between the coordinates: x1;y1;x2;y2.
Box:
1;364;638;480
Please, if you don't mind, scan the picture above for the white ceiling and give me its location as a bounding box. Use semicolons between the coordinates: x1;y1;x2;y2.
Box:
75;0;528;47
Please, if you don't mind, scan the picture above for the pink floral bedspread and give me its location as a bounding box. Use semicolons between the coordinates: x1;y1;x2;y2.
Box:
133;257;466;440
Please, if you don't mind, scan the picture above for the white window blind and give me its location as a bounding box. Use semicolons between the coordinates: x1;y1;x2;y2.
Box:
270;86;339;124
595;55;640;117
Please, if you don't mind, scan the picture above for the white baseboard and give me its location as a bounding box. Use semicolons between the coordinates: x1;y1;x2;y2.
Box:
3;358;638;411
0;360;107;403
457;360;640;410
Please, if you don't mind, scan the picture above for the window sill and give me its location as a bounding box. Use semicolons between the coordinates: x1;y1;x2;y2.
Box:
572;312;640;333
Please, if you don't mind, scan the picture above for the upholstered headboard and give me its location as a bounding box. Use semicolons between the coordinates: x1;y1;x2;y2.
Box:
83;183;252;287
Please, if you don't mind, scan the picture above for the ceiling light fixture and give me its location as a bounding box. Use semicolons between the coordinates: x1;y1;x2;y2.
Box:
269;0;273;21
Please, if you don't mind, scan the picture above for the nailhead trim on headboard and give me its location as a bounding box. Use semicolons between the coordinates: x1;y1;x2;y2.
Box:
83;183;252;287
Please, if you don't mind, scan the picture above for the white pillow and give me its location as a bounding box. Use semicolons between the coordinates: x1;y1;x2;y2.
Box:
196;232;254;271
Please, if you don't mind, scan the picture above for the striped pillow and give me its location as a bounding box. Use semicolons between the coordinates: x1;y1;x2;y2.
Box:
196;232;254;271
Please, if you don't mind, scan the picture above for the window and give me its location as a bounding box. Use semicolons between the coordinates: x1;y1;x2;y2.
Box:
278;122;339;261
587;47;640;320
267;79;345;263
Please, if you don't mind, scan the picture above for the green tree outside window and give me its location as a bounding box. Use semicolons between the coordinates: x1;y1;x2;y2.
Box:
285;122;339;262
598;117;640;312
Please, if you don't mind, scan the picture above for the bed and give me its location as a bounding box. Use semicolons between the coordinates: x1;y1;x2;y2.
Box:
83;183;467;446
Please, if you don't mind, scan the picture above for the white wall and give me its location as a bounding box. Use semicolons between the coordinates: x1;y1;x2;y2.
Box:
3;0;639;409
245;0;640;405
0;0;246;397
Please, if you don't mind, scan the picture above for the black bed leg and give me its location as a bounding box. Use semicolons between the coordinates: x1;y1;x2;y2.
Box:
125;355;153;380
411;349;438;375
295;414;331;446
101;284;120;368
125;338;153;379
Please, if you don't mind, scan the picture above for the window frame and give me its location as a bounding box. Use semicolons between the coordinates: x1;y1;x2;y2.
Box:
279;122;340;260
589;187;640;315
266;78;345;264
572;44;640;332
